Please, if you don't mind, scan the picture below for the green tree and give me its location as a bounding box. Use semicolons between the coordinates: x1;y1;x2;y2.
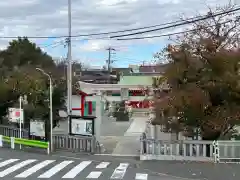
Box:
0;38;66;136
154;4;240;140
0;37;55;68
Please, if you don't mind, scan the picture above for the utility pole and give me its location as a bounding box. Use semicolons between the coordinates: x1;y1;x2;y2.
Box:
106;47;116;83
67;0;72;134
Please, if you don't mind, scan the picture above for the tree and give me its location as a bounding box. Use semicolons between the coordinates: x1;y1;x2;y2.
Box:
0;38;66;137
0;37;55;68
154;4;240;140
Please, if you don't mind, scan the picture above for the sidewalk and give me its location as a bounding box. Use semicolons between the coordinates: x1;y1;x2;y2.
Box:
112;116;147;156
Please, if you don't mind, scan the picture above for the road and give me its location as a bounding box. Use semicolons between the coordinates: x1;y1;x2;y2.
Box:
0;149;181;180
1;148;239;180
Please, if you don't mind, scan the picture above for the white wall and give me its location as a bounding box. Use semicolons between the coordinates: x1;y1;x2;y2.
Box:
65;95;82;116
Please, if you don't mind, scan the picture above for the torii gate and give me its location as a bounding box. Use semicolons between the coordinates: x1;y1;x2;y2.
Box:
77;81;154;142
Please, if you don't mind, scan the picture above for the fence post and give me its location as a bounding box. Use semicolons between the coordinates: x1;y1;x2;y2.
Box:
47;142;50;155
215;141;220;163
213;140;220;163
0;135;2;147
91;136;96;154
10;137;15;149
142;133;146;154
140;134;143;154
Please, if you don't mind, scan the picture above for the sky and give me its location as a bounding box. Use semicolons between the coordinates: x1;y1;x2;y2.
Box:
0;0;238;68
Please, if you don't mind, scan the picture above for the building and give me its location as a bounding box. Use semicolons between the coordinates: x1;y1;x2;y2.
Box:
75;69;118;84
70;64;169;115
139;64;168;74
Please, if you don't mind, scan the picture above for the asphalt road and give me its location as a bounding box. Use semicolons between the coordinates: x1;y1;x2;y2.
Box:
0;149;181;180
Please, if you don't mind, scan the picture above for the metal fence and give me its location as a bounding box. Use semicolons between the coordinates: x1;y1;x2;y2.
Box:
140;133;214;161
213;140;240;163
0;125;99;154
52;135;98;154
0;125;29;139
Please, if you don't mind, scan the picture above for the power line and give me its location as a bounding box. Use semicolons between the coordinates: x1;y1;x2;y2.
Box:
110;7;240;38
116;29;195;40
67;19;232;41
0;6;239;39
116;20;232;40
0;18;197;39
40;40;66;48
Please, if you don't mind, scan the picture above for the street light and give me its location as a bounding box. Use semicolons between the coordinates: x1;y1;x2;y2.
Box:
36;68;53;153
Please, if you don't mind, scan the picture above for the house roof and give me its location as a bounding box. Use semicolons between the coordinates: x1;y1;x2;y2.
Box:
75;70;118;83
139;64;168;73
112;67;132;75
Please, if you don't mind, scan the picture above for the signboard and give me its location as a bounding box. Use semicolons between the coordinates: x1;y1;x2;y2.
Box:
70;116;95;136
30;121;45;138
8;108;24;123
120;88;129;100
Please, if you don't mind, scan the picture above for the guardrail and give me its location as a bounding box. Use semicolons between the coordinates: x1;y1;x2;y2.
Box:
140;134;214;161
0;125;99;154
213;140;240;163
53;134;97;154
0;135;50;154
0;125;28;138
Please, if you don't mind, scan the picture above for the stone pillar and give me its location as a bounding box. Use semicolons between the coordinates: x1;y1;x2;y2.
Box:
94;93;102;143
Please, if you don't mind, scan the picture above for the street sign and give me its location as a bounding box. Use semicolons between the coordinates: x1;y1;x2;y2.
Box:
8;108;24;124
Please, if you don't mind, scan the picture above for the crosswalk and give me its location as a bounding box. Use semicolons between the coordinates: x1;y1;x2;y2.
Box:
0;158;148;179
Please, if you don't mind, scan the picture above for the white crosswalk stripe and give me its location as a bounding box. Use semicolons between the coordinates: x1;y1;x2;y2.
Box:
0;158;148;179
38;160;74;178
15;160;55;178
110;163;129;179
96;162;110;169
135;173;148;180
86;171;102;179
62;161;92;178
0;159;19;168
0;159;37;177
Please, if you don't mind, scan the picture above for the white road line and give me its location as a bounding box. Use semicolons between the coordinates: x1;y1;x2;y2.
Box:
38;160;73;178
110;163;129;179
96;162;110;169
0;159;36;177
62;161;92;178
86;171;102;179
135;173;148;180
15;160;55;178
0;159;19;168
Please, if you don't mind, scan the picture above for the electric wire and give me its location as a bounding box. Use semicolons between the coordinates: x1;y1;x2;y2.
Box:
0;6;239;39
110;6;240;38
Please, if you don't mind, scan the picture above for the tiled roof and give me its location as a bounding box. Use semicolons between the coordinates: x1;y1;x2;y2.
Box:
139;64;168;73
112;67;132;75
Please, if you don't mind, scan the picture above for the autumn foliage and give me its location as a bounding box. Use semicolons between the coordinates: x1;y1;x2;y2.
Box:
154;4;240;140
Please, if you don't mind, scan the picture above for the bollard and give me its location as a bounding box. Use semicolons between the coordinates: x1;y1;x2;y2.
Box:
0;135;2;147
10;137;15;149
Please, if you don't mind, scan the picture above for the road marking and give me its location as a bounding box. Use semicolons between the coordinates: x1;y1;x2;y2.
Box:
0;159;19;168
62;161;92;178
15;160;55;178
96;162;110;169
86;171;102;179
38;160;73;178
135;173;148;180
0;159;36;177
110;163;129;179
